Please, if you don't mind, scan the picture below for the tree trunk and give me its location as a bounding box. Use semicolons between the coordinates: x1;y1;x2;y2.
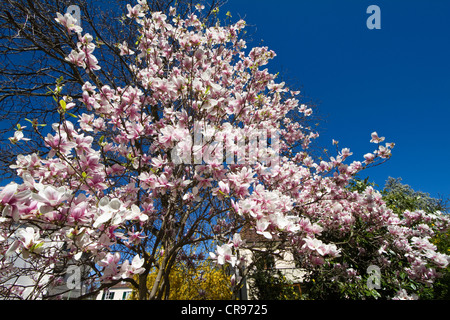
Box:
138;273;148;300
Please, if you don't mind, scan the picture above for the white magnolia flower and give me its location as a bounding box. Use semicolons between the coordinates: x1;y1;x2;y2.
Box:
256;219;272;239
210;244;237;267
32;184;71;212
9;129;30;144
124;204;148;222
93;197;124;228
6;227;44;258
120;255;146;278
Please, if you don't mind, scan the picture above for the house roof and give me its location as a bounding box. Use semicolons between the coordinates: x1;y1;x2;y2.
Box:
110;282;132;290
240;222;282;244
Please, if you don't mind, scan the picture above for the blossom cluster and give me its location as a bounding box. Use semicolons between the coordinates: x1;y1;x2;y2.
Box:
0;1;448;300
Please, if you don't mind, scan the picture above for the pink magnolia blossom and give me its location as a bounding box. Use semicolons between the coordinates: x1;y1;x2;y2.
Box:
9;128;30;144
370;131;385;144
32;184;70;207
303;236;327;256
126;4;145;19
55;12;82;34
210;243;237;267
120;255;146;278
66;49;86;68
118;41;135;56
7;227;44;259
93;197;124;228
363;152;375;164
256;218;272;239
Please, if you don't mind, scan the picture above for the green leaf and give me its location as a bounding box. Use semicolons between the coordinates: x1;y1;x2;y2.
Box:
24;118;45;127
60;100;67;111
31;242;44;252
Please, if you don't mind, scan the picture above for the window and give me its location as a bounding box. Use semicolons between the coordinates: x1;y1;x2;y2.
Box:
102;291;115;300
122;291;131;300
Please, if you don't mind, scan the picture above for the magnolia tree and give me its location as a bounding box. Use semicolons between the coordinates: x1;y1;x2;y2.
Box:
0;1;449;300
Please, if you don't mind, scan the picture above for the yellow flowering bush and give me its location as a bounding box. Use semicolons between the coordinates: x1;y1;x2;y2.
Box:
131;259;232;300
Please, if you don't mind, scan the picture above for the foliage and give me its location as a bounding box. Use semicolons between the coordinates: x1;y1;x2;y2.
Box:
382;177;450;299
382;177;449;215
431;228;450;299
130;257;232;300
247;252;301;300
301;177;449;300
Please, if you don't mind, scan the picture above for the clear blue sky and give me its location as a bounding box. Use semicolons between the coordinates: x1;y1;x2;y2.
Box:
223;0;450;199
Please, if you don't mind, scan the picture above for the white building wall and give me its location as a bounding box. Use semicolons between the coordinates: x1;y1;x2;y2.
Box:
238;248;306;300
96;286;132;300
